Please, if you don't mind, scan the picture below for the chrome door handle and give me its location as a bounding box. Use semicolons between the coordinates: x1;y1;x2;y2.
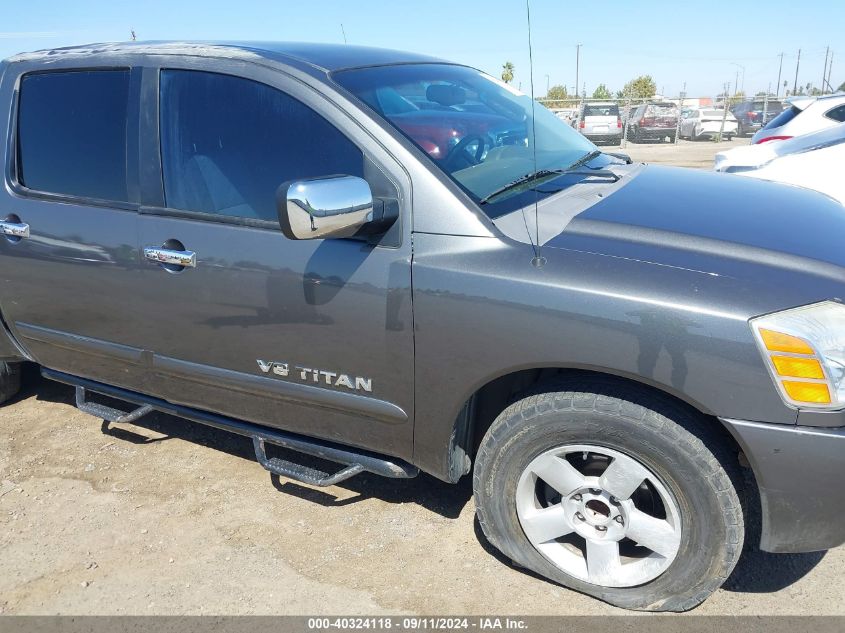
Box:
144;247;197;268
0;221;30;239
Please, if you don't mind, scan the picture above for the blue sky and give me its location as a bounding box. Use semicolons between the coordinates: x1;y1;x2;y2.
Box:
2;0;841;98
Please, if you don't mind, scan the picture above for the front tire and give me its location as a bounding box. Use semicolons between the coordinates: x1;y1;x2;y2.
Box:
0;361;21;404
473;379;743;612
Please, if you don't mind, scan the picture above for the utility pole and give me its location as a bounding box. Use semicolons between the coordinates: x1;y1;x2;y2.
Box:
340;24;347;44
545;74;550;95
575;44;581;105
776;52;784;98
732;63;745;94
763;83;770;120
130;29;136;41
793;48;801;95
822;46;829;94
826;52;834;92
718;81;730;142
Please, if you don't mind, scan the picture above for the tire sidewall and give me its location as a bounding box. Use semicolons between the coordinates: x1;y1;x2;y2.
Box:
0;361;21;404
476;402;738;610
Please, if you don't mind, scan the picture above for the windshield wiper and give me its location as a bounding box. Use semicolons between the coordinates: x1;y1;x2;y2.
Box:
564;149;603;171
478;169;563;205
478;148;625;205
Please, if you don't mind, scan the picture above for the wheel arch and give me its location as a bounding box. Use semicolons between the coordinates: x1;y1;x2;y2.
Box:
445;365;745;486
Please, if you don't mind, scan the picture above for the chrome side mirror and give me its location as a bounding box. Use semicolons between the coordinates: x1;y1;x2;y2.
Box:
277;175;384;240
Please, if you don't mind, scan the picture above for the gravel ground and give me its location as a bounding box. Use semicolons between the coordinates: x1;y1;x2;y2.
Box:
619;137;749;169
1;367;842;615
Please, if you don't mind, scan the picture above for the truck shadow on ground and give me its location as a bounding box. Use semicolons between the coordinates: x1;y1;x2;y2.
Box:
28;370;472;520
28;367;825;596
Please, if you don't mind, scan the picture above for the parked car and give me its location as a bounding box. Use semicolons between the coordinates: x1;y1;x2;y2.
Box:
715;122;845;203
574;102;623;145
2;42;845;613
626;102;678;142
680;107;738;141
552;108;577;124
731;99;784;137
751;93;845;144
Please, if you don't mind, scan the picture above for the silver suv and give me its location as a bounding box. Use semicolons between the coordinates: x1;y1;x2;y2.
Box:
575;101;623;144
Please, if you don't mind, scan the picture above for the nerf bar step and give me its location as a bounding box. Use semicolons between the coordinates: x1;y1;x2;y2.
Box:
46;368;418;487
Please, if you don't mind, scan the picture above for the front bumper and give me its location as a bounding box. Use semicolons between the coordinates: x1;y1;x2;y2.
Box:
721;418;845;553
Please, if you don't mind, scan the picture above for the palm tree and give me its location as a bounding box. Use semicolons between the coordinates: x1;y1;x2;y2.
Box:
501;61;515;84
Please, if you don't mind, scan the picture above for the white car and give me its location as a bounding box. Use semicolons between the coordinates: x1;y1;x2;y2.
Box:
751;93;845;144
714;122;845;204
680;107;738;140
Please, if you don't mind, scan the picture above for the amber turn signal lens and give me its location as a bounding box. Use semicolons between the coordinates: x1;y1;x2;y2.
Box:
759;329;815;355
782;380;831;404
771;356;825;379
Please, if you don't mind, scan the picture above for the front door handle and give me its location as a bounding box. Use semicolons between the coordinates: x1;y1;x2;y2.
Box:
144;246;197;268
0;221;30;239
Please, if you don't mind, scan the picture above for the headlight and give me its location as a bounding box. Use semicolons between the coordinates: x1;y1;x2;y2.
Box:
750;301;845;409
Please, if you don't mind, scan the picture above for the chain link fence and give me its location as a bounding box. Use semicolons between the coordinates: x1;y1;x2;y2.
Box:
537;93;788;149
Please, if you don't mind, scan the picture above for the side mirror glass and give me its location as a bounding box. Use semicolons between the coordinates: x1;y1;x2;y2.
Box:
277;175;388;240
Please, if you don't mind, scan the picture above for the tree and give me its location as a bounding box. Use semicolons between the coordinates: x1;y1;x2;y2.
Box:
728;90;745;106
621;75;657;100
592;83;612;100
543;84;571;108
501;61;515;84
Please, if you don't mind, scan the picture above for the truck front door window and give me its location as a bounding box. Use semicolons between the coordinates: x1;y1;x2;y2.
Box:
159;70;364;222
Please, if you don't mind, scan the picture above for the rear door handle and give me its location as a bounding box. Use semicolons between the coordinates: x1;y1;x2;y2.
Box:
143;247;197;268
0;221;30;239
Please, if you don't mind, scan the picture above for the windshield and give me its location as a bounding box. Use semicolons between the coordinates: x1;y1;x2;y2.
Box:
333;64;600;217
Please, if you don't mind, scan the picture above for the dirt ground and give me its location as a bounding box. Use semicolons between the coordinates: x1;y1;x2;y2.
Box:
1;366;843;616
613;137;749;169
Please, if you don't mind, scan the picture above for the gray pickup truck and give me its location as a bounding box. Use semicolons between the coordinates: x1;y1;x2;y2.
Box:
1;42;844;612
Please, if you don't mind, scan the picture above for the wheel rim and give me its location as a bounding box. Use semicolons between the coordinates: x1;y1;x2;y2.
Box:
515;444;682;588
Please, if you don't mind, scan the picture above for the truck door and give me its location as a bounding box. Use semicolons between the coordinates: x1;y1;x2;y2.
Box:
133;64;415;459
0;65;149;390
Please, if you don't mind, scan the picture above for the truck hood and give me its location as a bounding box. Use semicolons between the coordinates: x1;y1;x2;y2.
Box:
542;164;845;274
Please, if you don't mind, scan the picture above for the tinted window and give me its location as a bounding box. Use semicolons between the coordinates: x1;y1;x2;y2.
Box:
824;104;845;123
763;105;801;130
17;70;130;202
583;104;619;117
159;70;363;222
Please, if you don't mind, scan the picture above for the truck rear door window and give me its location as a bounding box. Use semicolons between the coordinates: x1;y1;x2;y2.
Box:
16;70;130;202
158;70;363;222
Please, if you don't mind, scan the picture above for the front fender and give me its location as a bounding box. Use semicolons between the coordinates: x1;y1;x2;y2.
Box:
409;233;800;481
